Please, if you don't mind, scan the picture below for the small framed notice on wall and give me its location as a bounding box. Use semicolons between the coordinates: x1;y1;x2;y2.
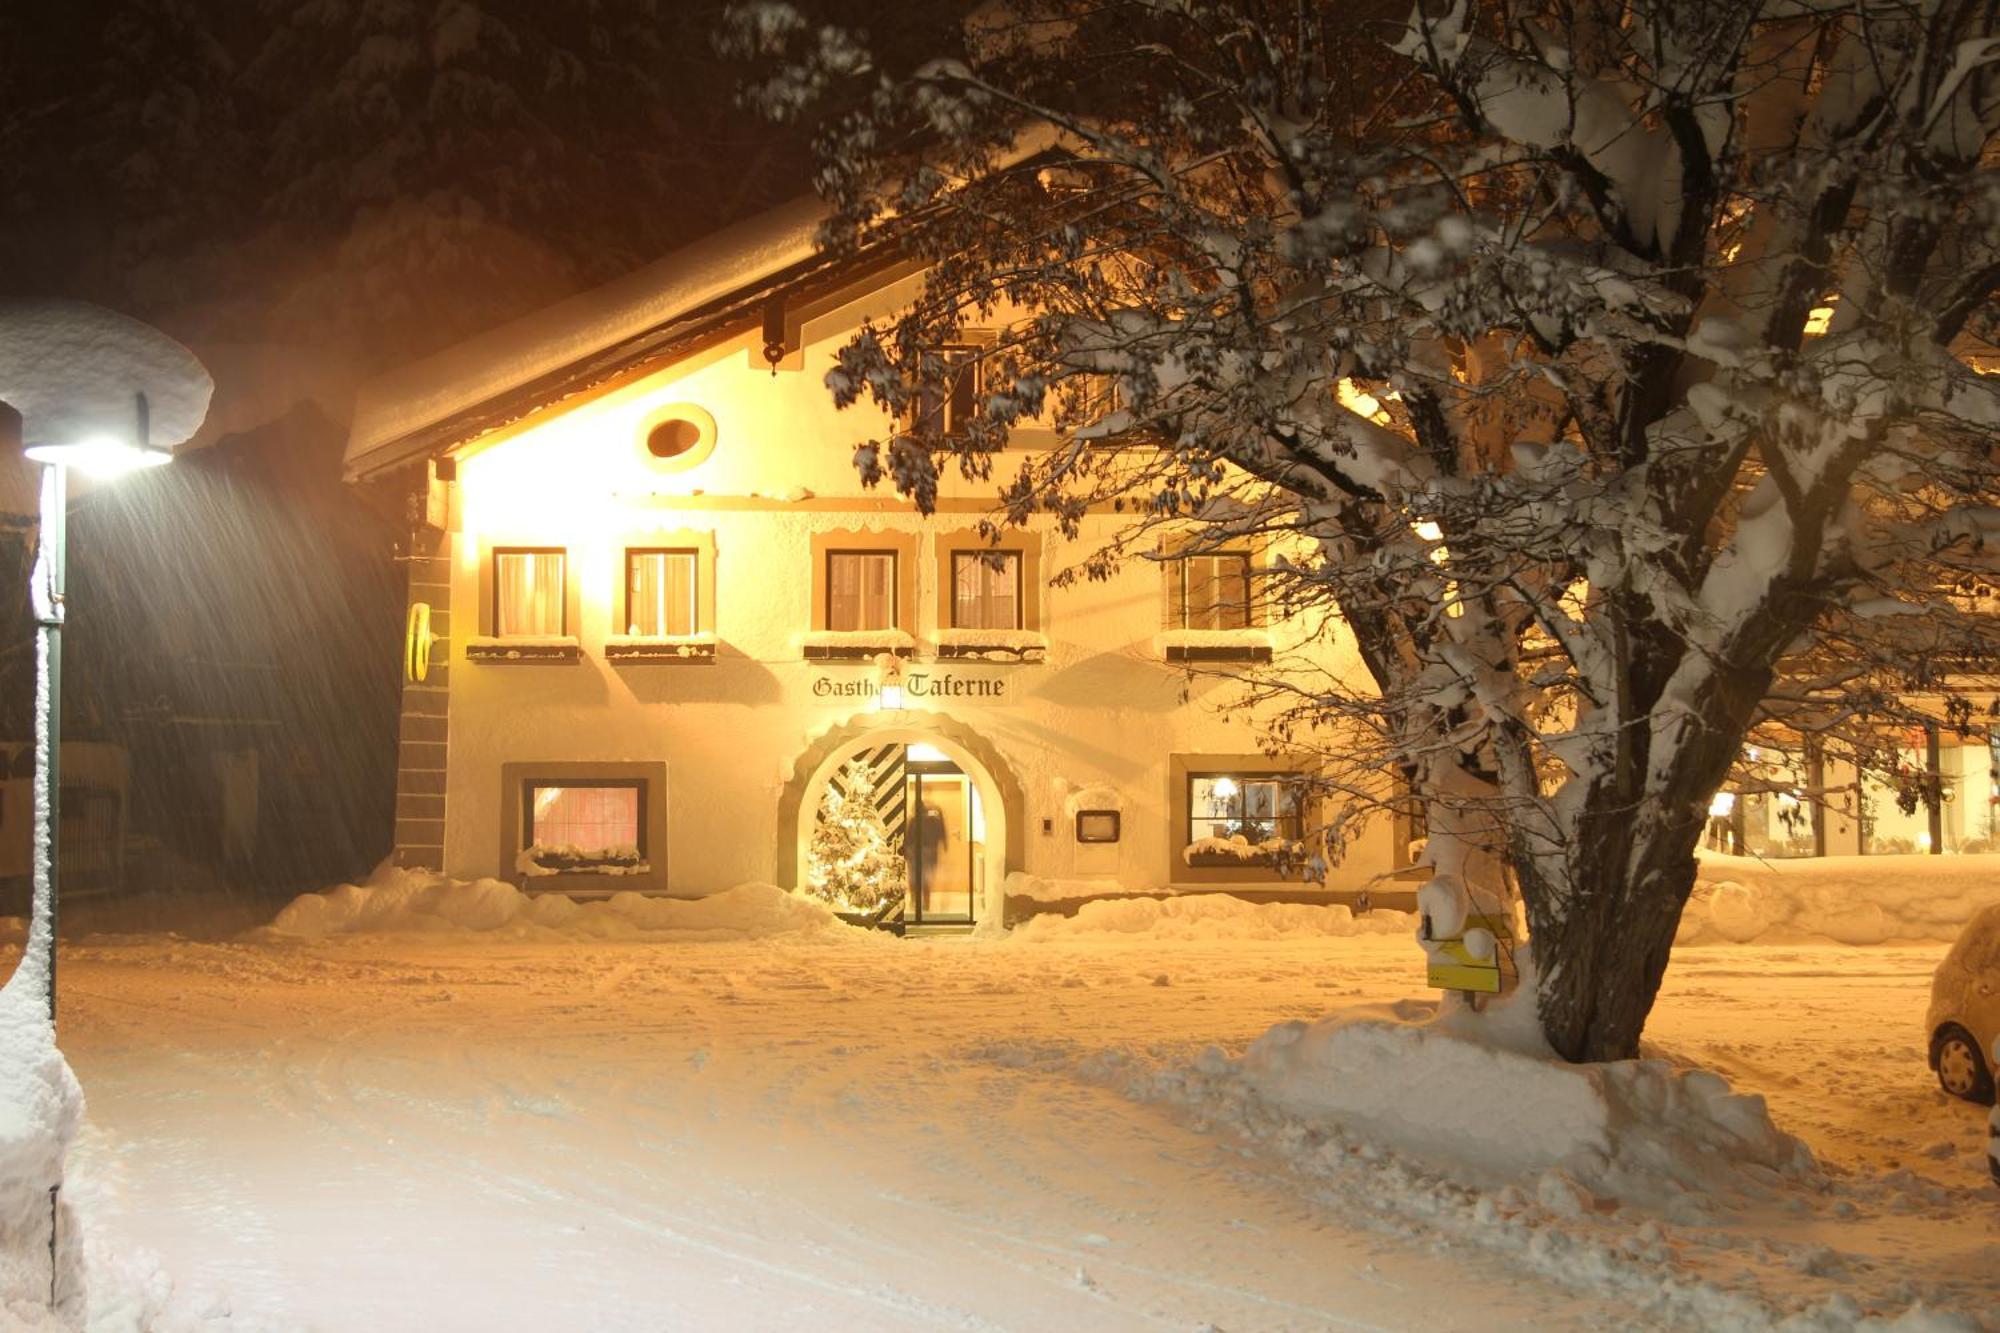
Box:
1075;810;1121;843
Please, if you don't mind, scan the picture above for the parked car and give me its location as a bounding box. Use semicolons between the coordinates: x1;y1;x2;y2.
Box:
1928;903;2000;1103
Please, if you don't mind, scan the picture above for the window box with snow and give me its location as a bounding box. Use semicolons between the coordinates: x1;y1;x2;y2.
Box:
934;627;1048;663
801;628;916;661
502;763;669;893
933;531;1047;661
608;538;718;663
605;633;718;663
470;547;581;663
1171;755;1310;883
1156;627;1273;665
806;530;918;659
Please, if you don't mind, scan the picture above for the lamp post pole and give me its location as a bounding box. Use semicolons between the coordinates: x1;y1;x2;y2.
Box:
28;458;65;1024
2;300;210;1320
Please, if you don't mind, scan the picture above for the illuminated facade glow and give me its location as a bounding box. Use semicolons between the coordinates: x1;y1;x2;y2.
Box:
346;211;1406;926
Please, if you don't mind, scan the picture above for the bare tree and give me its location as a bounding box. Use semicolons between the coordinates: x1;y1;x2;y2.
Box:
731;0;2000;1060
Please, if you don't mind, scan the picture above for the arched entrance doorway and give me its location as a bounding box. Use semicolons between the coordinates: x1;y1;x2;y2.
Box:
778;714;1022;928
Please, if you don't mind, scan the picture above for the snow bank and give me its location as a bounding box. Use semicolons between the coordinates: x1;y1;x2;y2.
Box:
1012;891;1414;942
1227;1004;1816;1211
0;956;82;1323
1683;853;2000;945
1001;871;1131;903
267;868;846;941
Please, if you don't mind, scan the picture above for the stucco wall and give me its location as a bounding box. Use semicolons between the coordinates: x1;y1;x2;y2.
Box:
438;288;1397;899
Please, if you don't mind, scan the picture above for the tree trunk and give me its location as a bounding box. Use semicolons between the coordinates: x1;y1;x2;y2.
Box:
1533;826;1703;1062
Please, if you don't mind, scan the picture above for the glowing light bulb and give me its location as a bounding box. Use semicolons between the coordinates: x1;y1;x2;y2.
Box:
24;435;172;479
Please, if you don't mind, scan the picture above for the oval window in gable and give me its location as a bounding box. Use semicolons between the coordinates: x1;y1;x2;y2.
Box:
636;403;717;472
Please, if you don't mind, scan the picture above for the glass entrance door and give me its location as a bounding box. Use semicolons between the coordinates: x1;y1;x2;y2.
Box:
906;761;977;925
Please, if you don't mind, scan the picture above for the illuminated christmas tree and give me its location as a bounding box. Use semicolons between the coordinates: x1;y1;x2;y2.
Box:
805;755;907;917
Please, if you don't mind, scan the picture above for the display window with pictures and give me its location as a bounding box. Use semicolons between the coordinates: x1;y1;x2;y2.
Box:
1170;754;1310;881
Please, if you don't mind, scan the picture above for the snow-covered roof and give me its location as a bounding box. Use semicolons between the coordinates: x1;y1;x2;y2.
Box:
344;195;831;478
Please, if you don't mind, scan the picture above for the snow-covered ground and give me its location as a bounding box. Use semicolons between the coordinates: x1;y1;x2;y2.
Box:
2;882;1995;1331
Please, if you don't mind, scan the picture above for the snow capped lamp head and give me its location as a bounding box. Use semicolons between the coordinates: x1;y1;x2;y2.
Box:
0;299;212;480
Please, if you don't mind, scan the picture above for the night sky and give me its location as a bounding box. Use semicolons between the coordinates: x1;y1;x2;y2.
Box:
0;1;963;901
0;0;968;373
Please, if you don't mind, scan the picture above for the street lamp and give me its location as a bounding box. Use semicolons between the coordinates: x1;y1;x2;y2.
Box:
21;404;172;1021
0;301;208;1311
0;300;211;1025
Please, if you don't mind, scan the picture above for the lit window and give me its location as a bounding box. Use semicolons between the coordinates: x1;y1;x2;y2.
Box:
1187;773;1302;852
522;781;646;873
827;551;896;632
494;549;565;637
627;549;698;636
1170;553;1251;629
951;551;1021;630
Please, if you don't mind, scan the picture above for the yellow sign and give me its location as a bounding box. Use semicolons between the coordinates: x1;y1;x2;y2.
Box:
406;601;434;683
1426;912;1513;995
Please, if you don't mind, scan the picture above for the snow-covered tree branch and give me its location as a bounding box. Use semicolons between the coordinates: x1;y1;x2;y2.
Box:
730;0;2000;1060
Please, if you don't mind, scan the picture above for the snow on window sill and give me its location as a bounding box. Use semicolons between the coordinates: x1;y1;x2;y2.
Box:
934;627;1047;663
515;844;651;877
801;628;915;661
466;635;582;663
1156;627;1273;664
1182;834;1285;867
605;632;717;664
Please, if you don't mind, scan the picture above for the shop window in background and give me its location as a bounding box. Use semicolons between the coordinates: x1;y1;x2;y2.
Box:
1858;728;2000;854
1738;745;1817;859
1708;744;1814;858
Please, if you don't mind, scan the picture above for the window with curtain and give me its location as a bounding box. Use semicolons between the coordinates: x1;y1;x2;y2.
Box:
528;782;642;852
1170;552;1252;629
827;551;896;631
951;551;1021;630
494;549;566;637
626;549;698;636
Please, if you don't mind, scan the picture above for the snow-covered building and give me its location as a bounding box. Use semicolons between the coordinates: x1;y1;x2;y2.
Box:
344;199;1410;927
